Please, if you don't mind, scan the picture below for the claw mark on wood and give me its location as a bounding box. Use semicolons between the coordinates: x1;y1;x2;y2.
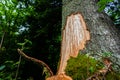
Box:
47;13;90;80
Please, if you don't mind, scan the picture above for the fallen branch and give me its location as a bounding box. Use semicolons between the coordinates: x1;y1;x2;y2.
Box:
17;49;53;76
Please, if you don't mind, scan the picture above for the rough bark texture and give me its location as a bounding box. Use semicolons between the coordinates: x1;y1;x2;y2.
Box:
62;0;120;72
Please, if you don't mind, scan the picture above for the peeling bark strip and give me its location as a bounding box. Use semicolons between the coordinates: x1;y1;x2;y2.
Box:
46;13;90;80
58;13;90;74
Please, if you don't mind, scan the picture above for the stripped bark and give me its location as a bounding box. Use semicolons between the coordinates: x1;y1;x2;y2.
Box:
58;13;90;74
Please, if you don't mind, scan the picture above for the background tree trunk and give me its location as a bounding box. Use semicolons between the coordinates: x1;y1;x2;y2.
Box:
62;0;120;72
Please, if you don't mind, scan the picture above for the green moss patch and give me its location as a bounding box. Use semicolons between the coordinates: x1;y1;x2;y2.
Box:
65;54;120;80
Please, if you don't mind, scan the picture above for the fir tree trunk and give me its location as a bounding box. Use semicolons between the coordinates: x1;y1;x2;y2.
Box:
62;0;120;72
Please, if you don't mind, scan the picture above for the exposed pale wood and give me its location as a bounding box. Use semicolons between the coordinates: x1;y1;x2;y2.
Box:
58;13;90;74
46;73;72;80
46;13;90;80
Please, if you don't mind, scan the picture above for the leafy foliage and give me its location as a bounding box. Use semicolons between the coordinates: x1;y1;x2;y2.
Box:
0;0;62;79
97;0;114;11
0;61;22;80
0;0;34;60
98;0;120;27
17;39;32;50
104;0;120;27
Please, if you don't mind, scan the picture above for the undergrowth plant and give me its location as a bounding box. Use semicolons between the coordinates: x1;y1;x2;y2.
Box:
0;61;21;80
0;39;32;80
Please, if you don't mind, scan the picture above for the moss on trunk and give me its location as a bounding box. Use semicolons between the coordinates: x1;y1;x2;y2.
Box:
65;54;120;80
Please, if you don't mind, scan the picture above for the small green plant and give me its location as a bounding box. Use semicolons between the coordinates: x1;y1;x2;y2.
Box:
0;39;32;80
17;39;32;50
0;61;21;80
14;39;32;80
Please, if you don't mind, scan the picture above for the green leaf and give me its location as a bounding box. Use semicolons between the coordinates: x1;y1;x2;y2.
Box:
17;43;25;46
11;0;17;4
4;61;14;64
89;66;94;73
97;0;114;11
24;39;32;45
0;65;6;71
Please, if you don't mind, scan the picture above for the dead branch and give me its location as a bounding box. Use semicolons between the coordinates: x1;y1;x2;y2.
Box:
17;49;53;76
86;58;112;80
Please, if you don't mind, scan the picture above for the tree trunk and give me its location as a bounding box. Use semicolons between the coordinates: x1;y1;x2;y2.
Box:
62;0;120;72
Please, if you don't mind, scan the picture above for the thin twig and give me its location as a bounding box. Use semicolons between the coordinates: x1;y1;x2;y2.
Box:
0;32;5;49
15;55;22;80
17;49;54;76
